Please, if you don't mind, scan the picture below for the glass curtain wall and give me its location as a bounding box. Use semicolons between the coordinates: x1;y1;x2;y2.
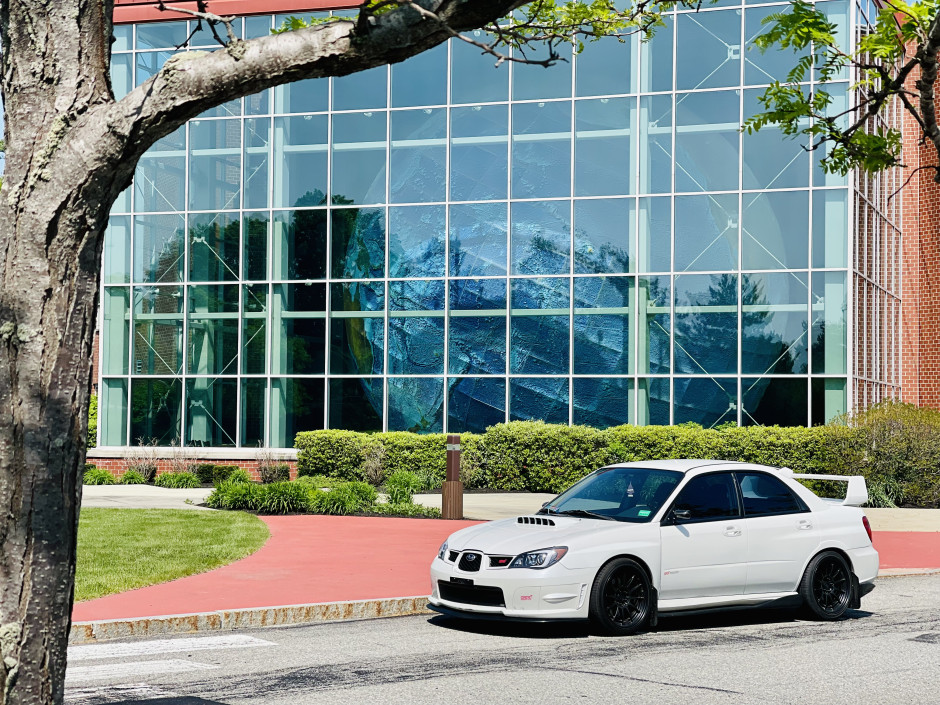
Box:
99;4;862;446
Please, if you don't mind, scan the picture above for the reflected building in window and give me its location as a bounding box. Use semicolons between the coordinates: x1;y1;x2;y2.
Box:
95;1;901;448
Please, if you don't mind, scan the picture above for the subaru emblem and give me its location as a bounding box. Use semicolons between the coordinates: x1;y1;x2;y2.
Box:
466;554;476;561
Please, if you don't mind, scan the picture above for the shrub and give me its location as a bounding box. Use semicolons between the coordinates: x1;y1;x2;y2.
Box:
459;434;487;488
206;480;265;511
83;466;116;485
226;468;253;484
194;463;242;485
384;470;424;505
124;439;159;482
259;462;290;484
317;482;377;515
119;469;147;485
376;432;447;489
360;441;387;486
258;481;310;514
154;472;201;489
295;474;342;489
370;503;442;519
296;430;369;479
167;447;199;476
87;394;97;449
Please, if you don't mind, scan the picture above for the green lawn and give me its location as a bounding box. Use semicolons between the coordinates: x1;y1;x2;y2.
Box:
75;508;270;602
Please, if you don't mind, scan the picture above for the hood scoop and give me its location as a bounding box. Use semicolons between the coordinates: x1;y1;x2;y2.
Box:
517;516;555;526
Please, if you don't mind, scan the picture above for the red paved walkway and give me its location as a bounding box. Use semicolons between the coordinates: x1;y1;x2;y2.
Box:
72;517;940;622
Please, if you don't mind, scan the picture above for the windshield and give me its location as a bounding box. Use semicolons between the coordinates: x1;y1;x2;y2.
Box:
539;467;682;523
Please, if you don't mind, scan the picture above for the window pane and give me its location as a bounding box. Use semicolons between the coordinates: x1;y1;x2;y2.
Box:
329;378;384;431
388;377;444;432
389;279;445;311
673;377;738;427
244;117;270;209
510;377;569;424
242;284;267;375
639;275;671;374
675;194;739;272
737;472;803;514
332;66;387;111
449;278;506;375
389;317;445;374
639;16;673;92
273;209;327;280
672;472;739;520
272;283;326;375
448;377;506;432
331;207;385;279
136;22;187;49
574;198;634;274
811;271;847;374
186;378;237;447
330;282;385;375
189;119;240;210
638;377;670;425
188;284;239;376
745;7;807;85
742;89;809;189
390;108;446;203
111;54;132;100
676;11;742;90
388;205;445;278
273;78;328;114
242;212;269;281
512;101;572;199
513;42;572;100
102;288;130;375
189;212;240;282
273;115;328;208
449;202;508;277
511;316;569;374
742;377;808;426
576;35;636;96
450;104;508;202
743;271;808;375
100;379;128;446
638;197;671;273
105;216;131;284
511;200;571;275
135;133;185;212
133;286;183;375
742;191;809;270
392;43;446;107
270;378;324;447
130;379;182;445
135;51;173;85
639;95;673;194
811;377;846;425
574;275;631;374
675;91;740;192
450;32;509;104
812;189;848;268
674;274;738;375
573;377;633;428
332;111;387;205
241;378;266;446
575;98;635;197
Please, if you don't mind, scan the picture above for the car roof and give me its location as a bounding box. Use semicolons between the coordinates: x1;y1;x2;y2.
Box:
603;459;783;474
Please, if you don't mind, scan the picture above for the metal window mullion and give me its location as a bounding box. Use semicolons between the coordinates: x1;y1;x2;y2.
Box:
179;120;191;448
505;51;513;425
443;38;453;433
383;67;392;433
323;77;335;433
235;115;246;448
569;53;576;426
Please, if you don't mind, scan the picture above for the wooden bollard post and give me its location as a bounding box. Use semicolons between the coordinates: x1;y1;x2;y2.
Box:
442;434;463;520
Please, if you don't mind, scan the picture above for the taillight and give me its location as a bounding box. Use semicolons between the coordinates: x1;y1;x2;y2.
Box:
862;516;873;543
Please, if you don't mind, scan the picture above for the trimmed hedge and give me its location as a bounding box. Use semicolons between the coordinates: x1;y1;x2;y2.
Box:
292;403;940;506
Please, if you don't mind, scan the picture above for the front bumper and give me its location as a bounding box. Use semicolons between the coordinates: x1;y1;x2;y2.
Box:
429;556;594;620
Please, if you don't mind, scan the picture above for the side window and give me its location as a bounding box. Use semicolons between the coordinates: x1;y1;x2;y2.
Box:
671;473;739;522
737;473;805;516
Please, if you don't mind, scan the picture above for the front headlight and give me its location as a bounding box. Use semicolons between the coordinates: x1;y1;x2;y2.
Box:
438;541;448;560
509;546;568;569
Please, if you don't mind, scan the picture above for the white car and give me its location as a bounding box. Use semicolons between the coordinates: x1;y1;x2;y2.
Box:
429;460;878;635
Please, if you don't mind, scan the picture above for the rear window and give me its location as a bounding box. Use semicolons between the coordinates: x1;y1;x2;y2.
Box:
737;473;806;516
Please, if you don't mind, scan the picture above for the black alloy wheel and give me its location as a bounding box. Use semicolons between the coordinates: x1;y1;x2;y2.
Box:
589;558;652;636
799;551;852;620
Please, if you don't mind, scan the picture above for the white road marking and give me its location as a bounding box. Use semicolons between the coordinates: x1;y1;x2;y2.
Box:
69;634;275;662
66;659;218;683
65;683;177;704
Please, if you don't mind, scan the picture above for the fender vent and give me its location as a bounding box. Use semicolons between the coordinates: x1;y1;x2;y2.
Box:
517;516;555;526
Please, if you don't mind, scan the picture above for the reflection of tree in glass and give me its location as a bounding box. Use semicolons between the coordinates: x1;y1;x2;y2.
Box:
742;276;805;375
130;380;181;445
189;218;239;280
285;190;328;280
141;225;184;283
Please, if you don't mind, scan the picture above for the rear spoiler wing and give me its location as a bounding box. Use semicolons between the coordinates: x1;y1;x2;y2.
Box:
777;468;868;507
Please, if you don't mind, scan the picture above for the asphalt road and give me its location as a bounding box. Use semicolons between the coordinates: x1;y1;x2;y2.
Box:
66;574;940;705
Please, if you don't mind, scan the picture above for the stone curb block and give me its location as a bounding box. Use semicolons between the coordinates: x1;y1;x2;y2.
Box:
69;596;432;644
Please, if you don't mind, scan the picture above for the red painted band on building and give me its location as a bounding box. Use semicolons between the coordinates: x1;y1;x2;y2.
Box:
114;0;356;24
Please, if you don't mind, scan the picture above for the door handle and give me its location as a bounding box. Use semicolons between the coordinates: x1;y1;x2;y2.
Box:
724;526;742;537
798;520;813;530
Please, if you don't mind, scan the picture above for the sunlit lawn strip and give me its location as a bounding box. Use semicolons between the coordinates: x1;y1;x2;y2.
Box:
75;508;270;602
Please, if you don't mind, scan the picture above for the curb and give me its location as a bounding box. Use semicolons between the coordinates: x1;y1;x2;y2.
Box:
877;568;940;577
69;596;432;645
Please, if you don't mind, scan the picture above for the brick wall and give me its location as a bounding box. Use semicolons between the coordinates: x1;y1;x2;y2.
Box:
900;56;940;409
86;454;298;483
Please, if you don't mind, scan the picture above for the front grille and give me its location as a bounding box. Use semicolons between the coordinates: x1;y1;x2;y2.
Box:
517;516;555;526
489;555;512;567
438;581;506;607
458;552;482;572
447;550;459;562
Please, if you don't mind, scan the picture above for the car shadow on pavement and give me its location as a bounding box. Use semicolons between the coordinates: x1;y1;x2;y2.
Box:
429;608;873;639
94;699;228;705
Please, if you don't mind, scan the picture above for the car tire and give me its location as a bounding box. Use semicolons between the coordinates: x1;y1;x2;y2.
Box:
799;551;852;620
589;557;652;636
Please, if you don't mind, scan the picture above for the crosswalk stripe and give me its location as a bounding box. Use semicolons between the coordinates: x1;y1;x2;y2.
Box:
66;659;218;683
68;634;274;662
65;683;177;704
